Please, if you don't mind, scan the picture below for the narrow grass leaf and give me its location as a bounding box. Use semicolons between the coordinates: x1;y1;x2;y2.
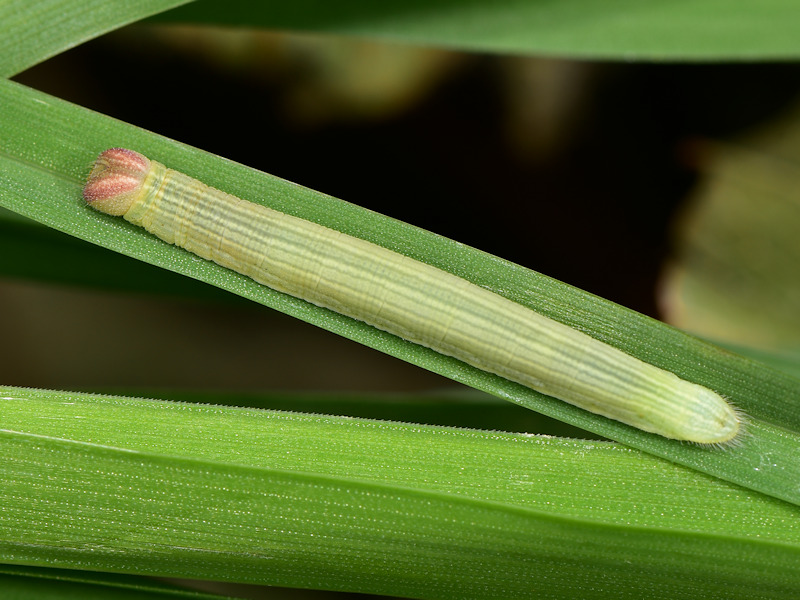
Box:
159;0;800;60
0;0;190;77
2;386;800;599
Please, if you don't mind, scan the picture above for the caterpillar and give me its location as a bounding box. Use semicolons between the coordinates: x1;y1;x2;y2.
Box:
83;148;740;444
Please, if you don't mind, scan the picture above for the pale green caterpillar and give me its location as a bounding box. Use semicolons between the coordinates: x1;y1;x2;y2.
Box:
83;148;740;444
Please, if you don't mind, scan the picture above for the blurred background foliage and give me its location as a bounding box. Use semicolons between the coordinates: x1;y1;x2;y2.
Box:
662;111;800;358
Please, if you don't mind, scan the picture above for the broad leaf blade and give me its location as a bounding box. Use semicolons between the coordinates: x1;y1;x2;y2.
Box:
2;386;800;599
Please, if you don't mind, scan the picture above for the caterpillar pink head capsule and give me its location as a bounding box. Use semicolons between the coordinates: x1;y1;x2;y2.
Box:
83;148;150;215
84;148;742;446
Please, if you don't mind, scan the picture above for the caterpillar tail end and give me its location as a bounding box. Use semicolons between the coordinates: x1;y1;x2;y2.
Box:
83;148;150;216
678;385;743;447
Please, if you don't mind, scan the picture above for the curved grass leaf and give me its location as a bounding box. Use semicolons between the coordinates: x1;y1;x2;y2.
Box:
2;385;800;599
0;214;240;300
5;0;800;82
159;0;800;60
1;77;800;505
0;0;190;78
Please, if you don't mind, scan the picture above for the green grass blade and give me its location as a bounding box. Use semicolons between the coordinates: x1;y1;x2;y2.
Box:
0;565;235;599
5;0;800;80
159;0;800;60
722;343;800;381
0;0;191;78
106;387;596;437
2;77;800;504
2;385;800;599
0;213;239;300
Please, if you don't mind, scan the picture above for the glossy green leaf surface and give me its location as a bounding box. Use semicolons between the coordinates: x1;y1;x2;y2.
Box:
2;385;799;599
